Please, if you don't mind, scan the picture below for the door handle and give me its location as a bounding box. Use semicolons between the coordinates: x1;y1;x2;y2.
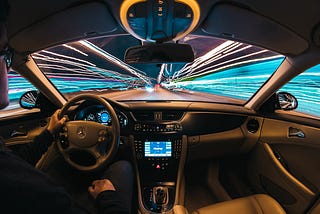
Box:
288;127;305;138
10;130;27;137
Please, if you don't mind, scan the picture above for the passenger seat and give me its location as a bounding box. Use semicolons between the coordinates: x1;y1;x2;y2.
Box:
192;194;286;214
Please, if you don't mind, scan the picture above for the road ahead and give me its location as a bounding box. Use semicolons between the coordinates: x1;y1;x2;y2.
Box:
67;87;242;104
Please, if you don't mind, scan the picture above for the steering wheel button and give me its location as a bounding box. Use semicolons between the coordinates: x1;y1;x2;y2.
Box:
60;140;69;149
99;130;107;135
98;137;105;142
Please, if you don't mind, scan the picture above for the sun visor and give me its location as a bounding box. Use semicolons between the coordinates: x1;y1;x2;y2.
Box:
10;2;118;53
201;4;308;55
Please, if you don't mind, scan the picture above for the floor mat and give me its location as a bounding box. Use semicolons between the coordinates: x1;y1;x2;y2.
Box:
185;183;218;212
184;160;218;212
219;156;255;199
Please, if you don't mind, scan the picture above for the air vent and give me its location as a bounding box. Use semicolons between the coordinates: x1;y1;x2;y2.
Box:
247;119;259;133
132;111;154;121
162;111;184;121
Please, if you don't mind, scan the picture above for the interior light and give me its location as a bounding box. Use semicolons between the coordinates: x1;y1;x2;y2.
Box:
120;0;200;41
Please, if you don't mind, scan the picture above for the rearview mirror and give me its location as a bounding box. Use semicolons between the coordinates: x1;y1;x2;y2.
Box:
124;43;194;64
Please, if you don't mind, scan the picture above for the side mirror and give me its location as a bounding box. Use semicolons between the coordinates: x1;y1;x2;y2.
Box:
19;90;39;109
124;43;194;64
276;92;298;111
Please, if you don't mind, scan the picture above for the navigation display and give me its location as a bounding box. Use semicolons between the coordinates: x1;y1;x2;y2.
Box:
144;141;172;157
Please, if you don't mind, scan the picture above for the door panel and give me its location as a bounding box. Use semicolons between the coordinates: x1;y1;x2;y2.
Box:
0;111;49;147
247;118;320;214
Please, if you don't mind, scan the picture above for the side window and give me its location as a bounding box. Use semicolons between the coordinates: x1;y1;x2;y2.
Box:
278;64;320;117
0;70;38;118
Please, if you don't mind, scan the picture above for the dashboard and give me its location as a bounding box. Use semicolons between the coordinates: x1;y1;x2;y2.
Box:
74;105;128;128
70;100;259;160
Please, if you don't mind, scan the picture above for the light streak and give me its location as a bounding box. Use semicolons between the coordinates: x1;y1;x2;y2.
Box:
63;44;88;56
189;55;282;81
157;64;166;84
34;50;96;67
173;41;238;78
183;43;250;77
173;42;245;79
34;49;145;85
169;35;284;85
78;40;152;85
187;50;272;79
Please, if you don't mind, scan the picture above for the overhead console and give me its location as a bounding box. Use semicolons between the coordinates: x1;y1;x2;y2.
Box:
130;110;186;213
119;0;200;42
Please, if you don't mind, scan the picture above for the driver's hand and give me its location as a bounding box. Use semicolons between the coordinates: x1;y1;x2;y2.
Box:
88;179;116;199
47;110;67;135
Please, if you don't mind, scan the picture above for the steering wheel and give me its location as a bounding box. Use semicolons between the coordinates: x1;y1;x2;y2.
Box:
56;94;120;172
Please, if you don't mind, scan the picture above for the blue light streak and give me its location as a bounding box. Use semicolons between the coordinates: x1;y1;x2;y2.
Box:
163;58;285;101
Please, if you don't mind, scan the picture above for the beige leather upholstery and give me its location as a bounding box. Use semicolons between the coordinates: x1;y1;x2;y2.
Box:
173;205;189;214
193;194;286;214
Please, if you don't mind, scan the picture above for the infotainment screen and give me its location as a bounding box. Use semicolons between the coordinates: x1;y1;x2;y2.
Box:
144;141;172;157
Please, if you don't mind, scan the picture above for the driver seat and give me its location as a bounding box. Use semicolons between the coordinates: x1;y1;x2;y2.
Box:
192;194;286;214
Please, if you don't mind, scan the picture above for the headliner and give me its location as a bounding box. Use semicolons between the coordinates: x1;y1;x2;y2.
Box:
6;0;320;55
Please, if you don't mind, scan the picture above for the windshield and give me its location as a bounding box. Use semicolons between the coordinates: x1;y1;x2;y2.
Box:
33;35;284;104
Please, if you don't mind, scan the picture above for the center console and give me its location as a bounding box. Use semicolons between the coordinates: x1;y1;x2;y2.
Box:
132;123;187;213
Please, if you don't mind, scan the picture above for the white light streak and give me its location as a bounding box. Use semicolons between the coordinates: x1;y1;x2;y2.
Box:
78;40;152;85
34;50;96;67
63;44;88;56
157;64;166;84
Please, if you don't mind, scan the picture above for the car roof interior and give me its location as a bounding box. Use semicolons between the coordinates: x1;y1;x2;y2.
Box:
6;0;320;54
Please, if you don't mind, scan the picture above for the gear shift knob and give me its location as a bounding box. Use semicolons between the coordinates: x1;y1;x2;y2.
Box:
153;186;168;205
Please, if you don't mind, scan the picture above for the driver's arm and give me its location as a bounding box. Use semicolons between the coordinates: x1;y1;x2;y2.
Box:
12;110;66;165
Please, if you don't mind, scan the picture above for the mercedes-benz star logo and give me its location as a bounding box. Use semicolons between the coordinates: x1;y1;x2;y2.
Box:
77;126;86;138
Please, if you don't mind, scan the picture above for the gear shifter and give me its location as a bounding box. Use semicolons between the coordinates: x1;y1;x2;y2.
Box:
153;186;168;205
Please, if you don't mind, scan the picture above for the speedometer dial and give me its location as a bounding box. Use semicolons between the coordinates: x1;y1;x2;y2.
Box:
97;110;111;125
100;112;110;123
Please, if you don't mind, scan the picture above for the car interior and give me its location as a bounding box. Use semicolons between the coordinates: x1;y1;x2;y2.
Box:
1;0;320;213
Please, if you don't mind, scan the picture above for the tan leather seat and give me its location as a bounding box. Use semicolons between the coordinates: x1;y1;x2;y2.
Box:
193;194;286;214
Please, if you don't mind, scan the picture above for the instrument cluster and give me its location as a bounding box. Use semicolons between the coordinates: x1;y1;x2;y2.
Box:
74;105;128;128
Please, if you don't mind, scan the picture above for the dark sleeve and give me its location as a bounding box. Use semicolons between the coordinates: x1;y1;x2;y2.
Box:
12;129;53;165
0;151;89;214
96;190;130;214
